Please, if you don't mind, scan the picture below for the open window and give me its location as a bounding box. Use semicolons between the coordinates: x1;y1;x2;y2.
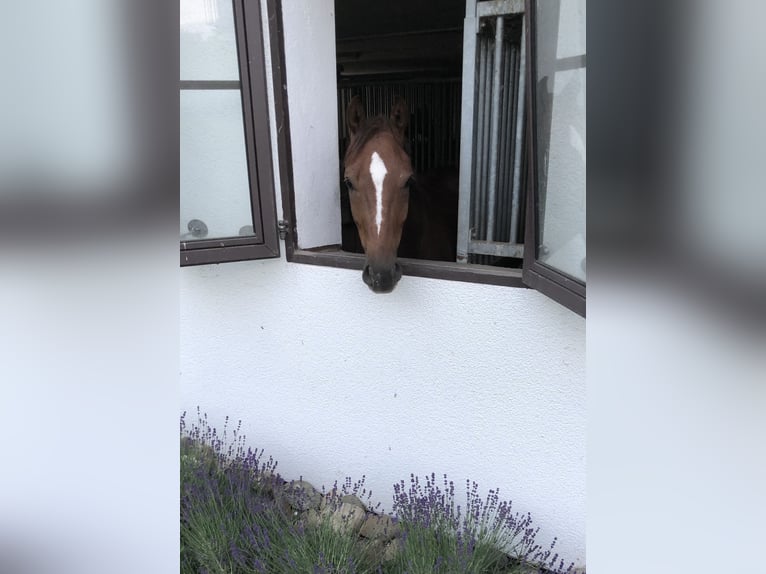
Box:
180;0;279;266
241;0;587;315
523;0;586;315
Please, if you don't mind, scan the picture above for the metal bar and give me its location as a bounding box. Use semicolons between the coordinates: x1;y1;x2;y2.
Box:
476;0;524;18
509;20;526;244
473;33;488;240
429;84;435;169
508;39;519;239
468;240;525;258
457;12;479;262
480;32;493;239
497;37;512;242
179;80;241;90
503;43;519;241
485;17;504;242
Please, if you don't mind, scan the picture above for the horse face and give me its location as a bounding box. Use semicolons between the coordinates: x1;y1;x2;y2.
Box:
344;97;413;293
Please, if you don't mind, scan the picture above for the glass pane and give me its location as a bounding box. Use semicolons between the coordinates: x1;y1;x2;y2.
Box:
553;0;586;60
180;0;240;81
536;0;586;282
180;90;255;240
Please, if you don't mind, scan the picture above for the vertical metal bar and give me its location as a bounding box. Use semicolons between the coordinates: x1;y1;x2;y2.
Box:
484;33;493;240
510;20;526;244
485;16;505;242
450;82;454;165
431;84;435;169
438;83;442;168
473;33;487;241
434;84;440;168
508;44;519;199
437;84;443;167
457;10;478;262
497;37;511;242
502;40;516;241
429;84;434;169
421;84;426;170
495;44;505;243
472;40;483;240
480;32;493;239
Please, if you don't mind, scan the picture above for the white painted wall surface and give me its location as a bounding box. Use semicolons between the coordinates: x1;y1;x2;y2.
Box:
181;0;586;567
181;260;585;567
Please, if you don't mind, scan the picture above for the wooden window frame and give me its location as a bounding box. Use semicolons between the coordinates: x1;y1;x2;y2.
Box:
180;0;280;266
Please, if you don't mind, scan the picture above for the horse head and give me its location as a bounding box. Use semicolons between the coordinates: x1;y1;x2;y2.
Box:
343;96;414;293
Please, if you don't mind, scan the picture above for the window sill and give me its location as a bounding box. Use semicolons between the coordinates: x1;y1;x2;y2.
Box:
288;247;525;288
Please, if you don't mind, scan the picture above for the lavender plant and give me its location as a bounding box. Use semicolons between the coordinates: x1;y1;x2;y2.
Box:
387;473;574;574
181;409;380;574
180;410;579;574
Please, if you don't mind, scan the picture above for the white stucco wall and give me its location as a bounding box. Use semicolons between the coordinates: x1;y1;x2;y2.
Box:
181;261;585;567
181;0;585;567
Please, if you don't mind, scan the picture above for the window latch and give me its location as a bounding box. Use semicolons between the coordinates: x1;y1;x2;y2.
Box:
277;220;289;240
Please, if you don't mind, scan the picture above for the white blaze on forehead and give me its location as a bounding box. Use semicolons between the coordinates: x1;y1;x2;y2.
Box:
369;151;388;235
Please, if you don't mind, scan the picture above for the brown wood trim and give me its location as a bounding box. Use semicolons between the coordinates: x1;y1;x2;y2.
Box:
529;259;585;298
231;0;266;250
182;235;262;250
290;249;364;270
181;243;279;266
243;0;280;255
523;265;586;316
179;80;241;90
180;0;280;267
522;0;586;317
267;0;299;262
291;249;526;288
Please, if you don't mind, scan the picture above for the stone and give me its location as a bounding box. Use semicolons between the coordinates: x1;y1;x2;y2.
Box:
340;494;367;511
279;480;323;512
180;439;219;473
382;540;400;563
359;514;400;541
327;502;367;535
304;508;322;529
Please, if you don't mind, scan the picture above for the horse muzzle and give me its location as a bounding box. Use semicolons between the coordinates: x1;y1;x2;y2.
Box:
362;262;403;293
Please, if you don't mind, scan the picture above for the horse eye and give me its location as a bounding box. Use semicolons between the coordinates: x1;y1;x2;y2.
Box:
344;178;354;191
405;176;416;189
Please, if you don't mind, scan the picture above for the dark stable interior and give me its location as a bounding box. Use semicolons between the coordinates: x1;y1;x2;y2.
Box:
335;0;465;258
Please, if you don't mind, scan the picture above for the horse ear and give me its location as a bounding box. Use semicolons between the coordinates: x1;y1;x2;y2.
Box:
390;98;410;139
347;96;365;137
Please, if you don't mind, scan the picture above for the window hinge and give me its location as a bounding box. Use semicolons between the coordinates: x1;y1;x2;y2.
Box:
277;219;289;240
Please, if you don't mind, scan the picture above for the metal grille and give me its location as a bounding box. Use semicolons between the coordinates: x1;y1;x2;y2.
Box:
458;0;526;264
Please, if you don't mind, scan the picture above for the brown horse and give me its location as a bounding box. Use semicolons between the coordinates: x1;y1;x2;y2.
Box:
343;96;457;293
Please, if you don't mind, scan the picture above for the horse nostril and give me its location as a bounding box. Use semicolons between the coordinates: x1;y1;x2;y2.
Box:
362;264;373;287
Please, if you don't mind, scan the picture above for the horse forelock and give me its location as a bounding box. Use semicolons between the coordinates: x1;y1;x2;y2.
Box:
344;116;410;164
